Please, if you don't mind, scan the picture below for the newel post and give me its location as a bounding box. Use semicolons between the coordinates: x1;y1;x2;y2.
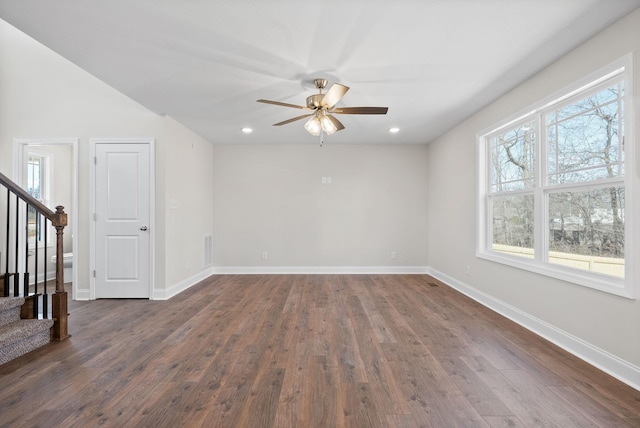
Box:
51;205;69;341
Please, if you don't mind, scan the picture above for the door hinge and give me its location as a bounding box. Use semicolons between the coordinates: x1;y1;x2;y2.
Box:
94;156;97;165
93;270;96;278
93;213;97;221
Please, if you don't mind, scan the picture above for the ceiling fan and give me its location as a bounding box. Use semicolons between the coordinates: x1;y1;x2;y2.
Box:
257;78;388;137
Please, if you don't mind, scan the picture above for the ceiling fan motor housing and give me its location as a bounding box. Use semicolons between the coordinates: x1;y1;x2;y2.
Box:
306;93;324;109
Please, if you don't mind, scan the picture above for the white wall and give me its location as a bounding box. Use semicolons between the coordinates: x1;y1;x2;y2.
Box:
0;19;214;298
427;9;640;377
212;144;428;271
161;120;215;290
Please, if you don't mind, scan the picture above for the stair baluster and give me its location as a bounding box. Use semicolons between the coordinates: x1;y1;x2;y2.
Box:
43;214;48;319
3;189;9;297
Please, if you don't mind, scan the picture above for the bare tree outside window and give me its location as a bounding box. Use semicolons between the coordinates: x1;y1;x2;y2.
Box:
546;83;624;273
490;122;536;254
487;81;625;277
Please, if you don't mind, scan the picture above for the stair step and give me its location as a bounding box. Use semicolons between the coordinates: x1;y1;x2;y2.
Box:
0;319;54;366
0;297;25;328
0;296;25;311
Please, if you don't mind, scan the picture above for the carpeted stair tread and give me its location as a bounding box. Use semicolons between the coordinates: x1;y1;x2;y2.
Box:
0;296;25;328
0;319;53;343
0;296;25;311
0;319;54;365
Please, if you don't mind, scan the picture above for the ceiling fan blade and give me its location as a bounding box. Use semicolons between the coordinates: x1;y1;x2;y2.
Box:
273;114;313;126
332;106;389;115
326;114;345;131
321;83;349;108
257;99;309;110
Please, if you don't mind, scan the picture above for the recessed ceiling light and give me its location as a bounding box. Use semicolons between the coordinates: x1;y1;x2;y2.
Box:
241;127;253;134
389;127;400;133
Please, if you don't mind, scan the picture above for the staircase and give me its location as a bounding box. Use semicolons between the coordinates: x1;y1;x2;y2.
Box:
0;295;53;365
1;171;69;366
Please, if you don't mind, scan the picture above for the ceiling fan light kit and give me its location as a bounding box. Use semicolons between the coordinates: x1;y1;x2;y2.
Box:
320;114;338;135
304;111;338;137
304;116;322;136
257;78;388;141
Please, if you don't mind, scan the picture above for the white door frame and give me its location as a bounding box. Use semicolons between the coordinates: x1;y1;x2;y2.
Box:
89;138;155;300
13;138;79;299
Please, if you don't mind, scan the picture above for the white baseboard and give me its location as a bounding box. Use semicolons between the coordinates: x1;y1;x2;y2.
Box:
153;267;216;300
427;267;640;392
26;270;56;286
212;266;430;275
73;288;91;301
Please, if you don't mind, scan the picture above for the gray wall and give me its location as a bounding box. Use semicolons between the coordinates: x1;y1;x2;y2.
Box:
426;9;640;369
212;144;428;269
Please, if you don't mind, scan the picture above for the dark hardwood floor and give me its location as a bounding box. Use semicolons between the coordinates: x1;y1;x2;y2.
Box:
1;274;639;427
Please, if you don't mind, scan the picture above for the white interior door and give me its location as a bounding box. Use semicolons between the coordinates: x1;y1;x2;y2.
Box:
94;142;151;298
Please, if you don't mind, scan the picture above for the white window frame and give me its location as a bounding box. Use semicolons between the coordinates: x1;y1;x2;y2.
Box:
25;149;53;248
477;54;636;299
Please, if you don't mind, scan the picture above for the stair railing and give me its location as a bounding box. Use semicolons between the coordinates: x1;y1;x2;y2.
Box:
0;171;69;341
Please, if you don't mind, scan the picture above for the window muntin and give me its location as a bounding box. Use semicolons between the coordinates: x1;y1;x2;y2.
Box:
478;58;633;297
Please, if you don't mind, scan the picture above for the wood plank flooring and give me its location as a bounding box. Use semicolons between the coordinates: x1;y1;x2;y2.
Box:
1;274;639;427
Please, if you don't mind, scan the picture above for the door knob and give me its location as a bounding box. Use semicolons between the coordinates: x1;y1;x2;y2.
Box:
140;226;148;231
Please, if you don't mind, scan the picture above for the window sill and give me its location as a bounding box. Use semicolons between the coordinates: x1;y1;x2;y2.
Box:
476;249;634;299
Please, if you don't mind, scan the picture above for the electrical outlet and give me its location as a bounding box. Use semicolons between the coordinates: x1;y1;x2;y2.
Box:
466;265;471;276
327;176;332;184
262;251;268;260
391;251;397;260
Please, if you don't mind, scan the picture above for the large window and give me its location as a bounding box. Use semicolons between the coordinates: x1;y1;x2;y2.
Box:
477;56;635;298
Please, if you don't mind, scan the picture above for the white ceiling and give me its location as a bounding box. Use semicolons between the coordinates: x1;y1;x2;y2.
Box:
1;0;639;145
